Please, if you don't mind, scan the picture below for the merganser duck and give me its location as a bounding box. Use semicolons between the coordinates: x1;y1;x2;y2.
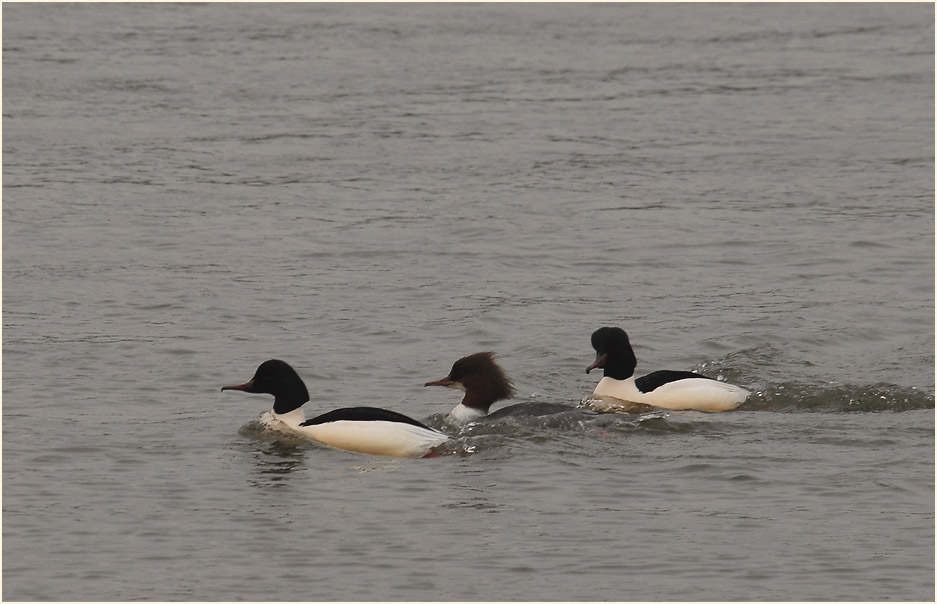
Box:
222;359;449;458
424;352;516;423
586;327;750;412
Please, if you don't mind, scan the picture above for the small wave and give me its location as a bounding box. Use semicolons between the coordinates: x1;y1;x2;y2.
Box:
236;380;932;461
742;382;934;413
421;403;706;456
691;347;934;413
236;403;724;459
238;419;314;447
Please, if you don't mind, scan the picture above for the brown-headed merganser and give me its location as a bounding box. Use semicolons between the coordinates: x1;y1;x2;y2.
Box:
424;352;517;423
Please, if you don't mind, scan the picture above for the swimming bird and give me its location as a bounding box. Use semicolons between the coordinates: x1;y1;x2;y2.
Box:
424;352;518;422
222;359;449;458
586;327;749;412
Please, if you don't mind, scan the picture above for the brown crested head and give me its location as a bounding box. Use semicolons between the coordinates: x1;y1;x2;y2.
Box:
425;351;515;413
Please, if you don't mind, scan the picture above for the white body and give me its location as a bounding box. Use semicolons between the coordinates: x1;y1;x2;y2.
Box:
592;376;749;412
260;409;449;458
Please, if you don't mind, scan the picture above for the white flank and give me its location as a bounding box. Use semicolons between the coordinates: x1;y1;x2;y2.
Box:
593;376;749;412
299;420;449;458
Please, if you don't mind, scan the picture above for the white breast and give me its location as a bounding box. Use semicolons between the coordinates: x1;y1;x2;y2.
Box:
261;408;306;430
448;403;488;424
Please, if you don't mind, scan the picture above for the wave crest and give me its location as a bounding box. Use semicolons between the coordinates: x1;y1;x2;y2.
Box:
744;382;934;412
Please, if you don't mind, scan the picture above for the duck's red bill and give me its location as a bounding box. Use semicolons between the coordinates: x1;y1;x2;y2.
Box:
221;379;254;392
586;353;608;374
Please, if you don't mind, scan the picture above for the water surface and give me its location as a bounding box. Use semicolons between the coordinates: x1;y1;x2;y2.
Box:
3;4;934;601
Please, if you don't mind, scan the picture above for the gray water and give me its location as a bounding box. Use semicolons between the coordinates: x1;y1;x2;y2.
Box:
3;3;934;601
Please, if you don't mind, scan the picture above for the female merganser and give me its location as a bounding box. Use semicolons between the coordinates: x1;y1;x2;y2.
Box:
586;327;750;412
424;352;517;423
222;359;450;458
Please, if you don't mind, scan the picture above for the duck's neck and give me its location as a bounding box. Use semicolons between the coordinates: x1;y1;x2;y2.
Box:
272;393;307;415
456;379;507;416
603;353;636;380
271;407;306;428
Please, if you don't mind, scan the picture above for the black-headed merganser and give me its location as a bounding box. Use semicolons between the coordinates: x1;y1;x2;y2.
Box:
222;359;450;458
586;327;750;412
424;352;516;423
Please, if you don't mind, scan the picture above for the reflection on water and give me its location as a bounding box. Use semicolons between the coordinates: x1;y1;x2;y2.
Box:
245;438;308;488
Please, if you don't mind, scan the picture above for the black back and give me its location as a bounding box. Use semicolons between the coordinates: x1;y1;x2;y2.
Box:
302;406;434;430
635;370;715;394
